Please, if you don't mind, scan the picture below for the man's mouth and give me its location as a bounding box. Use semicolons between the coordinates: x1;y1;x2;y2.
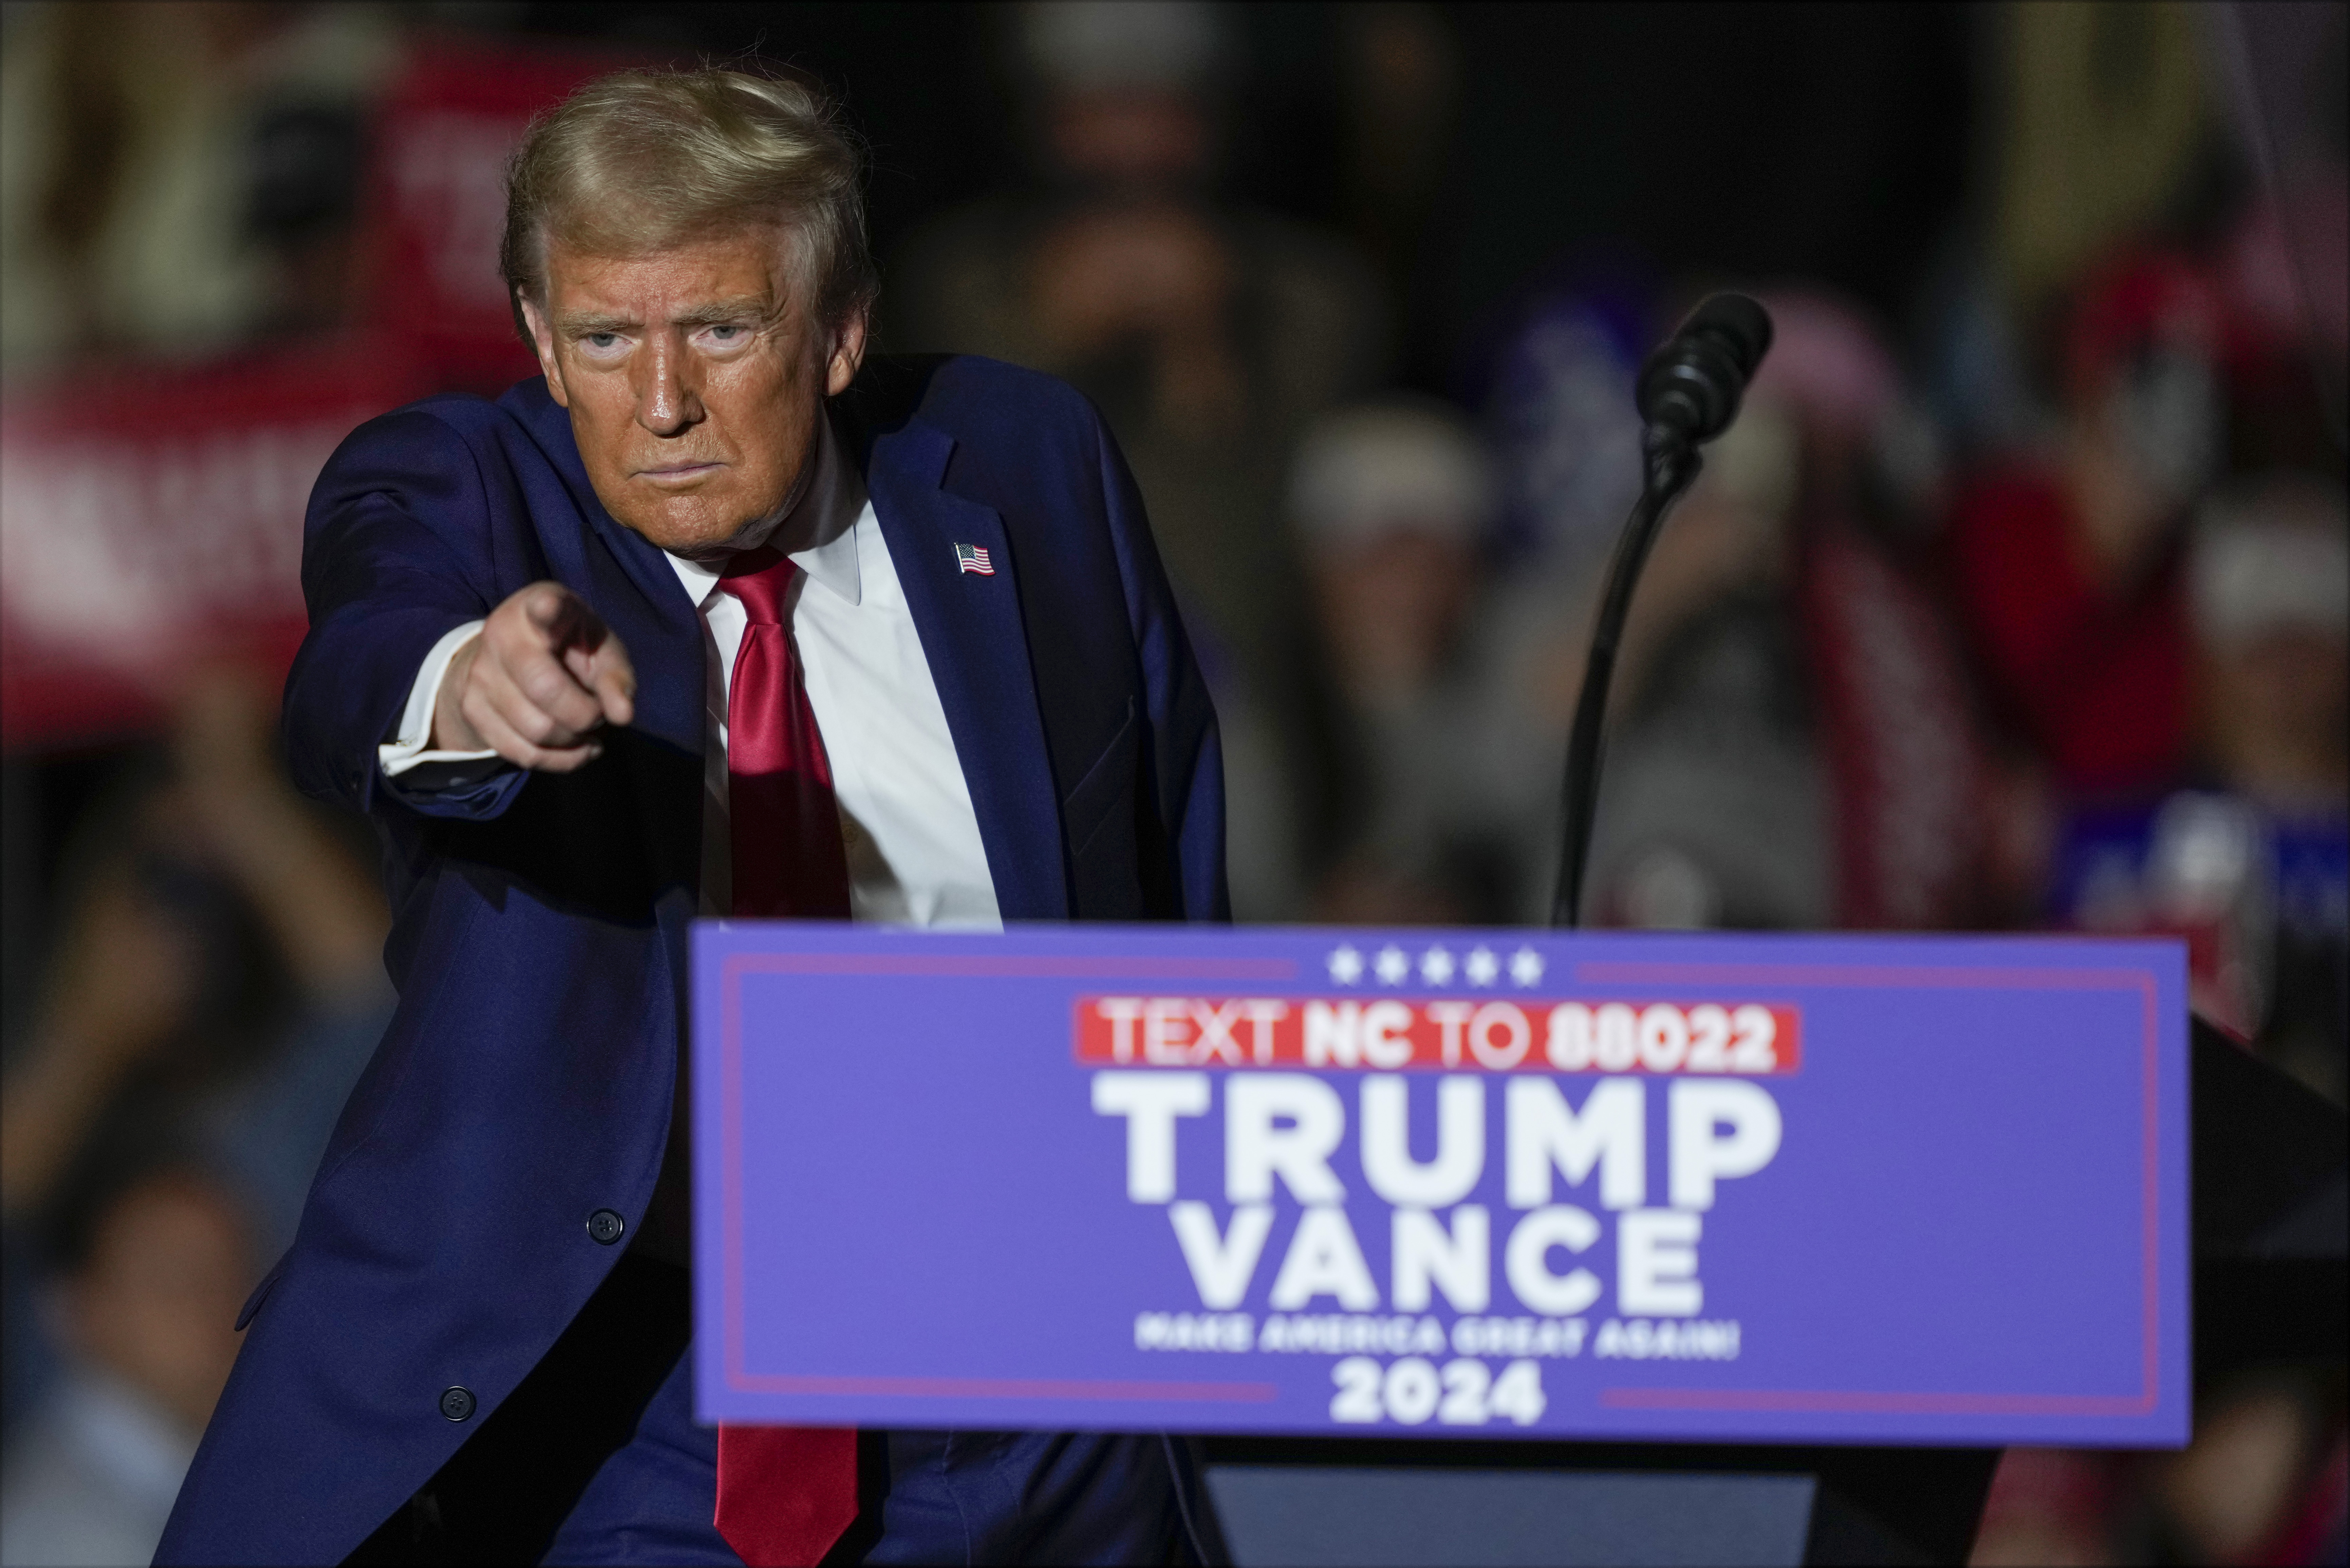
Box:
637;461;725;485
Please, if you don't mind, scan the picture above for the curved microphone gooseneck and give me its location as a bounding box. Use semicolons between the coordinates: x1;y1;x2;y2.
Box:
1549;293;1773;928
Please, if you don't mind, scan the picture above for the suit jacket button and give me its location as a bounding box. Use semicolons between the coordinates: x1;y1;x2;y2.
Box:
439;1386;476;1422
587;1209;627;1245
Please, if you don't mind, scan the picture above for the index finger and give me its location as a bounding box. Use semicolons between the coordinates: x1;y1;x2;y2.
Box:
562;631;637;729
529;587;612;661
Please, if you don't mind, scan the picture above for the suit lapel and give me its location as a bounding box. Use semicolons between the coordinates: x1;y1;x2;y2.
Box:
862;416;1069;921
577;508;704;760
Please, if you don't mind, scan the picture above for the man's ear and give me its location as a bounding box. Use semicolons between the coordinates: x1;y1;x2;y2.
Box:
518;292;570;409
824;311;869;398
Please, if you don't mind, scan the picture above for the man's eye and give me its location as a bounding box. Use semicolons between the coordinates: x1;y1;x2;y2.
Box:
586;332;620;350
708;324;744;342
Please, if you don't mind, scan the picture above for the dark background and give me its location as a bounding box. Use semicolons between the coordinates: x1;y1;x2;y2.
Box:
489;1;1977;381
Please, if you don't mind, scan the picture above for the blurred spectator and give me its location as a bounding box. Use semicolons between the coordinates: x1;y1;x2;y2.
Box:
1;842;194;1208
0;668;390;1245
1988;2;2227;322
2045;475;2348;1096
1288;397;1507;923
1474;259;1654;579
1;667;389;1467
1766;293;1995;932
1969;1447;2122;1567
2190;476;2349;815
2147;1372;2339;1566
1975;1381;2348;1568
0;1163;254;1568
888;0;1388;917
1947;251;2227;798
0;1;400;366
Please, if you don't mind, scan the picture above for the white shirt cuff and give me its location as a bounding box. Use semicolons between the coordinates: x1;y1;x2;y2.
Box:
379;620;498;777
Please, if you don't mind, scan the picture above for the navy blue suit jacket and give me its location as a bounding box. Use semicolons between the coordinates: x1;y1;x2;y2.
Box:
157;356;1227;1565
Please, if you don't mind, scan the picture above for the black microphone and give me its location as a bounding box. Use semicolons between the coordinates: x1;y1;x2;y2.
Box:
1549;292;1775;928
1634;293;1774;445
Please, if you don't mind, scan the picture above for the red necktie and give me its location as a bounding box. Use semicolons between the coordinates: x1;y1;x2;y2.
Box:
710;547;859;1567
716;547;853;922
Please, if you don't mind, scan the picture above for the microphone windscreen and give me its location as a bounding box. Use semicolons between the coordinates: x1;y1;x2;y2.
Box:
1636;294;1776;441
1681;294;1773;380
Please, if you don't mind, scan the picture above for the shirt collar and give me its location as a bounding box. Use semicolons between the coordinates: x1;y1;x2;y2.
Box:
664;410;864;609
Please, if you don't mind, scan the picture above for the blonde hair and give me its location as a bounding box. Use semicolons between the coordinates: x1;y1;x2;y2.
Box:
499;68;875;344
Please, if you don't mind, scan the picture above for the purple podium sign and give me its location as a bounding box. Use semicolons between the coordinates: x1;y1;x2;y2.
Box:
693;926;2188;1448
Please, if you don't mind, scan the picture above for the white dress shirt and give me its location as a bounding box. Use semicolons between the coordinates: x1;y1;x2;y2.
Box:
379;413;1002;932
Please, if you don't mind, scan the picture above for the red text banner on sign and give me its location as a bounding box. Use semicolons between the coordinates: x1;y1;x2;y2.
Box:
1073;997;1803;1075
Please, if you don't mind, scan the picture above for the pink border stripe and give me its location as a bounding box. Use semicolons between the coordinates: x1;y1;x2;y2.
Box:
722;959;748;1393
728;1373;1280;1402
1577;958;2165;1419
723;947;2173;1423
723;953;1299;980
1602;1388;2152;1416
2137;973;2161;1414
1574;961;2153;991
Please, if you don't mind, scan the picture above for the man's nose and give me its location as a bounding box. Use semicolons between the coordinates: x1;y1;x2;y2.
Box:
634;335;703;437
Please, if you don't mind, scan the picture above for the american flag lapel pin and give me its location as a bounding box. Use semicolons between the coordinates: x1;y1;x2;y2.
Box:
954;542;995;576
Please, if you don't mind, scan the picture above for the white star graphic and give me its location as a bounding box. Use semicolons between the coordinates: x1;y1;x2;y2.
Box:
1419;946;1456;985
1508;946;1546;987
1465;946;1499;987
1374;945;1411;985
1327;945;1364;985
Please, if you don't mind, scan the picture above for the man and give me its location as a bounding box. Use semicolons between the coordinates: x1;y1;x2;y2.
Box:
2;1164;254;1568
156;68;1226;1567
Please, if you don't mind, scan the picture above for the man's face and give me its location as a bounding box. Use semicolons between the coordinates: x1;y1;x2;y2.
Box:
522;228;865;559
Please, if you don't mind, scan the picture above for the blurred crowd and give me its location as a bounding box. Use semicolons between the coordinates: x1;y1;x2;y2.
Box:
1;3;2343;1565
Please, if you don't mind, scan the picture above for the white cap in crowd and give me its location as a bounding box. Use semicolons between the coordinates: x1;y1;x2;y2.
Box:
2189;473;2350;645
1289;399;1497;549
1019;1;1224;92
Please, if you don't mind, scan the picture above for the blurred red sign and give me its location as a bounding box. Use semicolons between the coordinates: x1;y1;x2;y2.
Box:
2;34;641;749
0;341;430;748
368;35;645;394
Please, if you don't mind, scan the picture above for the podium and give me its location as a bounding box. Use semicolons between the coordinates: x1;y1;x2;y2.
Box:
1193;1021;2346;1566
693;927;2345;1565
